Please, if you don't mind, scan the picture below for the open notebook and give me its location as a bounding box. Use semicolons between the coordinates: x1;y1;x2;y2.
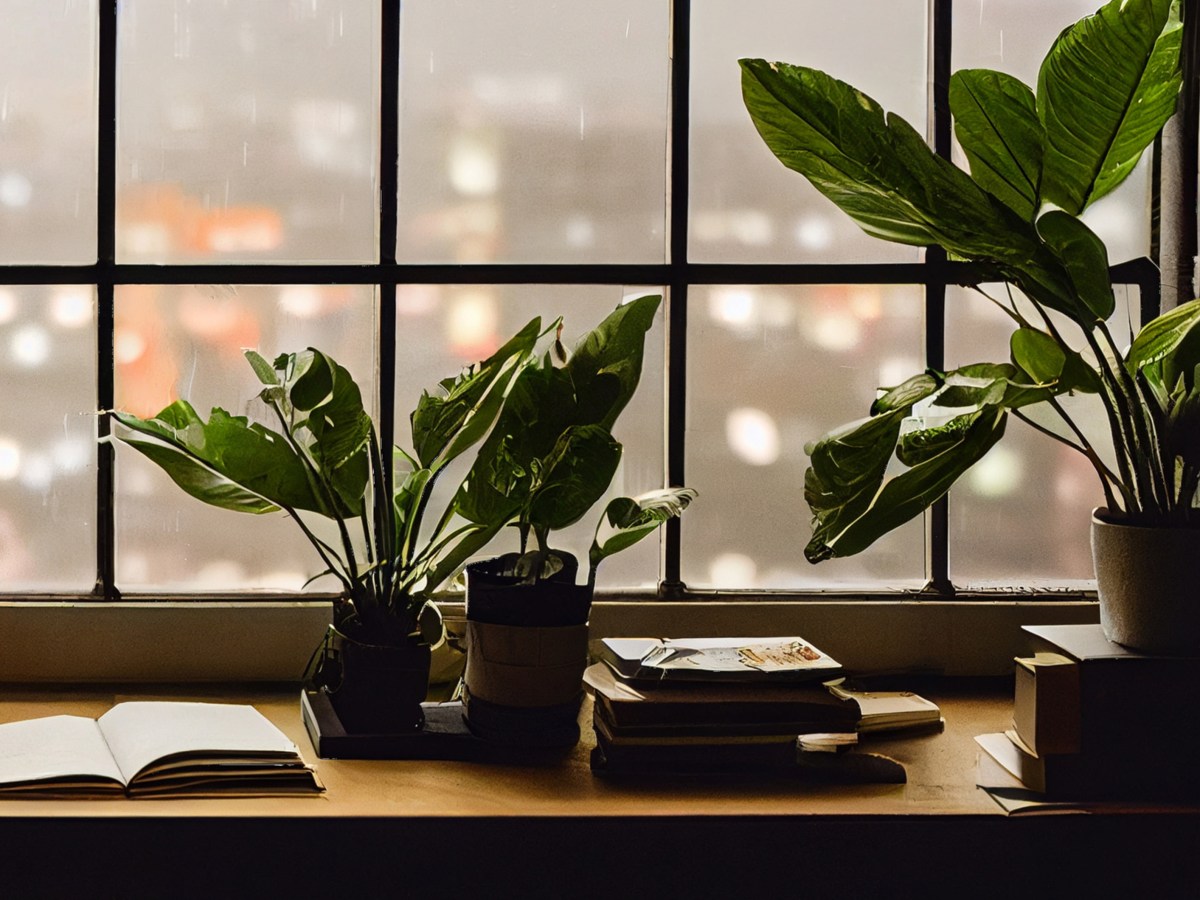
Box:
0;701;323;798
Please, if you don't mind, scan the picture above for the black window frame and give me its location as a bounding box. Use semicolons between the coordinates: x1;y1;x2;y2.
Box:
0;0;1172;604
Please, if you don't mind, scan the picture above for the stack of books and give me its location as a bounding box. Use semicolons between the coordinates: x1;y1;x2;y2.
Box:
586;637;940;774
976;624;1200;800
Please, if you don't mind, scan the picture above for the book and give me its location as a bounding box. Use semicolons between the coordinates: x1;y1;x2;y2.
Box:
974;730;1200;800
1012;651;1080;755
583;662;859;732
824;681;944;734
1022;624;1200;750
0;701;323;798
595;636;842;683
591;730;801;772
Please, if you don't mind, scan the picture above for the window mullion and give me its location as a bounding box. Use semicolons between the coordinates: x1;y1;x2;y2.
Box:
95;0;119;599
926;0;953;595
378;0;401;489
663;0;691;595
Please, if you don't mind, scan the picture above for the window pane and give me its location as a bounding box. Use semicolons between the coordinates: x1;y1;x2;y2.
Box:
690;0;927;264
394;285;666;588
0;285;96;590
116;1;380;264
684;284;926;589
396;0;670;264
0;0;97;264
952;0;1150;263
945;283;1139;587
113;284;375;591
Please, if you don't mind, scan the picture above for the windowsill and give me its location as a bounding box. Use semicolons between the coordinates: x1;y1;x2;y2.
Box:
0;595;1099;682
0;682;1195;895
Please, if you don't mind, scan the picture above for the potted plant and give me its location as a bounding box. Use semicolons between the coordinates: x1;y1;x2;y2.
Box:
109;319;543;732
740;0;1200;651
451;294;696;744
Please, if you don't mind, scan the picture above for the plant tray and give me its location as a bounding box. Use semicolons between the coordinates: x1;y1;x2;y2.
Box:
301;690;484;760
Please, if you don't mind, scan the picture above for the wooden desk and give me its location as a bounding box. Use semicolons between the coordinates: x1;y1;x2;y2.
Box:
0;682;1196;898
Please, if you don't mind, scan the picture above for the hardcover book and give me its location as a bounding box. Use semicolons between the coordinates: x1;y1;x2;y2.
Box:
0;701;323;798
1022;624;1200;749
583;662;859;731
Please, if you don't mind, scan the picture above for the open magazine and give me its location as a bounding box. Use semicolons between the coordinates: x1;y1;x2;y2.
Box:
0;701;323;798
596;636;843;683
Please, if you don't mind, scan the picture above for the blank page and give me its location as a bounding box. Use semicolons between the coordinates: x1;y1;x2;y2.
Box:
97;702;298;784
0;715;124;787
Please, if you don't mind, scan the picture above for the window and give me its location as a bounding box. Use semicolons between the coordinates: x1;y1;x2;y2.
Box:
0;0;1169;605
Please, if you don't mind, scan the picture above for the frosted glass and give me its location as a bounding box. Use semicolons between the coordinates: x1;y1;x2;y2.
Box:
113;284;375;592
396;0;670;264
0;285;97;591
945;283;1139;587
683;284;926;590
0;1;97;264
116;1;380;264
952;0;1150;263
690;0;927;264
393;285;666;588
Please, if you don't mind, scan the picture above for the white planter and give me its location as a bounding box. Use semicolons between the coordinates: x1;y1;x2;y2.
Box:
1091;509;1200;655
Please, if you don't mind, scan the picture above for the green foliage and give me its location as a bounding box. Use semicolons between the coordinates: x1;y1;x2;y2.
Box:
110;295;694;635
590;488;698;573
112;328;540;645
741;0;1194;561
454;294;693;587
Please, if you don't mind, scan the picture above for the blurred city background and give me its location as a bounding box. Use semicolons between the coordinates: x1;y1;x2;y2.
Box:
0;0;1150;594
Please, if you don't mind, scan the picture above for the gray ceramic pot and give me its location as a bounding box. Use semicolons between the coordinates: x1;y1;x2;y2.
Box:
1091;508;1200;655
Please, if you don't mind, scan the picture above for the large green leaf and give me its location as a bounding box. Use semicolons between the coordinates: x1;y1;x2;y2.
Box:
804;409;911;561
1035;211;1115;321
117;438;280;514
276;350;371;517
1128;297;1200;371
565;294;661;431
805;407;1008;562
950;69;1044;221
871;373;942;415
1130;299;1200;399
589;487;698;573
527;424;623;532
1011;328;1067;384
1038;0;1182;214
456;296;660;538
112;402;325;514
411;317;540;471
740;59;1044;265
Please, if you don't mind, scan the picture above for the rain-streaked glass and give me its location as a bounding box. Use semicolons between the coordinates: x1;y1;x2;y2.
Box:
0;0;97;264
396;0;670;264
952;0;1151;263
394;285;666;588
0;285;96;590
112;284;374;592
690;0;927;264
116;1;380;264
945;283;1140;588
683;284;926;590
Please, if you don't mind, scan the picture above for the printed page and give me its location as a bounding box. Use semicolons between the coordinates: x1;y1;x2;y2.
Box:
97;702;299;784
0;715;125;788
645;638;839;673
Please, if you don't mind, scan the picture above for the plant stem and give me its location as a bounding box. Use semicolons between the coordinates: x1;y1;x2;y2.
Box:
1097;321;1171;515
971;285;1032;329
279;504;352;594
266;398;364;589
1012;408;1122;511
1028;305;1141;513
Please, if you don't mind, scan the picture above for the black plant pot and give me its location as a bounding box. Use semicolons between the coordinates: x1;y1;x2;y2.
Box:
312;626;431;734
462;553;592;747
